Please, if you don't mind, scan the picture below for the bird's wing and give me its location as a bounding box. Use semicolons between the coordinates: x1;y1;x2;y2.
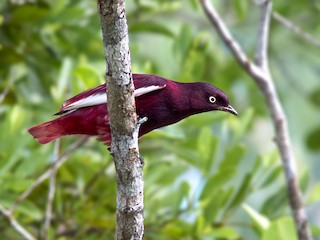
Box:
56;77;166;115
56;84;106;114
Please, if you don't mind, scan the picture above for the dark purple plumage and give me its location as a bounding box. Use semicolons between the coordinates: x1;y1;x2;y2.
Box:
28;74;237;144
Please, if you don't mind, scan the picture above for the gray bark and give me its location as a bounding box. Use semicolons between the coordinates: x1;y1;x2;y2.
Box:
97;1;144;239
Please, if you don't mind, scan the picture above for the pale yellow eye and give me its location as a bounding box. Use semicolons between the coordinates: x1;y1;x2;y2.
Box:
209;96;216;103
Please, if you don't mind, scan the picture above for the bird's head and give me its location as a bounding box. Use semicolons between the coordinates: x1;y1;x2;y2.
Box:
185;82;238;116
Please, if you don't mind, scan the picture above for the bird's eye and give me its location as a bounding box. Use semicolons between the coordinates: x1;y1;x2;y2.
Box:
209;96;216;103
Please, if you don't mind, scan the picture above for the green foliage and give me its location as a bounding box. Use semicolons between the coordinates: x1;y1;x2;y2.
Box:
1;0;320;239
261;217;297;240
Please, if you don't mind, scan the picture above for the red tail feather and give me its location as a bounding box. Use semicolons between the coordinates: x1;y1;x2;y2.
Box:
28;105;112;144
28;120;64;144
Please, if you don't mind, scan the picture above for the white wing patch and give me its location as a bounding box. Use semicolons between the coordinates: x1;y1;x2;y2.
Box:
63;93;107;112
134;85;166;97
62;84;166;114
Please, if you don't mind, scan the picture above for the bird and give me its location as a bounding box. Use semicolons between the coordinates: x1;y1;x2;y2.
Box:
28;74;237;145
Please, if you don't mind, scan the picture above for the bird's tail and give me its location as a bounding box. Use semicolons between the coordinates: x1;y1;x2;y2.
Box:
28;119;64;144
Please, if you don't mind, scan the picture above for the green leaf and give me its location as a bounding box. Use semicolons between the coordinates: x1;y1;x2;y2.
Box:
205;136;220;174
309;88;320;107
173;181;190;210
210;226;239;239
48;6;86;25
50;0;69;15
0;48;22;65
261;187;287;216
231;108;254;143
129;22;174;37
260;166;282;188
200;168;236;200
160;219;191;237
196;127;220;173
219;145;246;171
193;215;205;236
242;203;270;233
251;155;261;176
299;169;310;193
161;224;184;237
203;188;233;223
188;0;198;10
9;105;27;134
17;201;43;221
51;57;73;102
307;183;320;204
165;144;200;167
181;112;226;127
0;197;42;221
149;126;185;139
261;217;297;240
10;5;48;24
2;177;34;192
173;25;192;65
197;127;212;159
262;150;279;168
311;224;320;238
74;65;102;89
227;173;252;209
232;0;248;20
306;126;320;151
0;128;30;177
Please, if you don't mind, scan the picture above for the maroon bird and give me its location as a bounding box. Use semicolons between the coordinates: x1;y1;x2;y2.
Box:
28;74;237;145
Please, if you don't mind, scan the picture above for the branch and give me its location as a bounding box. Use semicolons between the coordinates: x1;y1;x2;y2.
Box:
10;138;88;214
97;1;144;239
200;0;266;85
272;11;320;49
43;139;60;239
200;1;311;239
0;204;36;240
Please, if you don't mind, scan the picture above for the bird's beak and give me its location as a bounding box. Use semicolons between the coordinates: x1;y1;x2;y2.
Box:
220;105;238;116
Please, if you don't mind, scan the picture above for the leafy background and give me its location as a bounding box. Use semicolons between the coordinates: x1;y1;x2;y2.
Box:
1;0;320;239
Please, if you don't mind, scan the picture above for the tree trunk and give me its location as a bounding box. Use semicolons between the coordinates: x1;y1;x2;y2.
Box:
97;1;144;239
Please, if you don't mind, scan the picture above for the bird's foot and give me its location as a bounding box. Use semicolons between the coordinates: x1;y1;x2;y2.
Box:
107;147;114;156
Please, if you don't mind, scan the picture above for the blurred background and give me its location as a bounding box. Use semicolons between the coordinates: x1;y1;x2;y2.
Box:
0;0;320;239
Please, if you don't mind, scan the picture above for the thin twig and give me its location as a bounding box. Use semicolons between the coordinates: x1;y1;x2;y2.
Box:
84;160;112;194
272;11;320;49
200;1;311;239
0;204;36;240
43;139;60;239
10;138;88;214
255;0;272;70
